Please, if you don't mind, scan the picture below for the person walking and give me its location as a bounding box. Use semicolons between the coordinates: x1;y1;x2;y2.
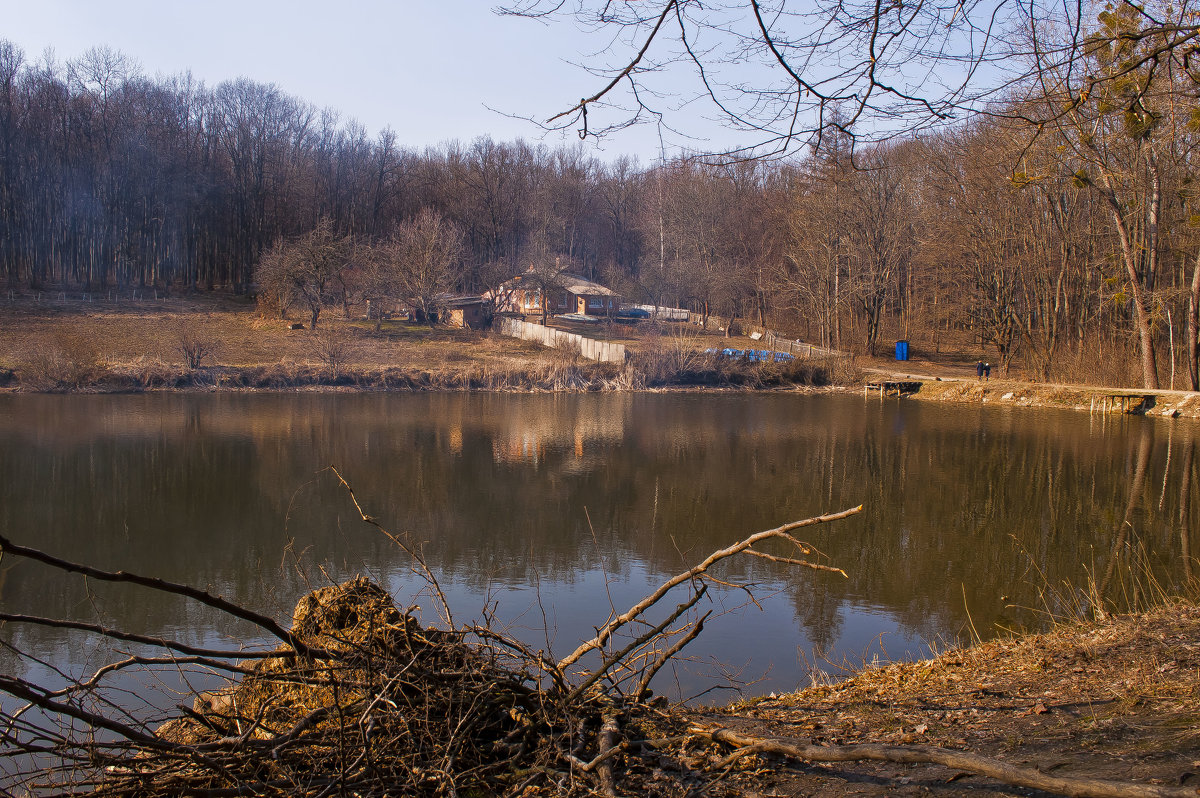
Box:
984;362;991;381
976;360;984;381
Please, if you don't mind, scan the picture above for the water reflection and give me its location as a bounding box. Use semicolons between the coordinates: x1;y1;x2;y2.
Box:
0;393;1196;698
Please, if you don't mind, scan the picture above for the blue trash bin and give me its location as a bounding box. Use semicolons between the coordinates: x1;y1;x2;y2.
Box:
895;340;909;361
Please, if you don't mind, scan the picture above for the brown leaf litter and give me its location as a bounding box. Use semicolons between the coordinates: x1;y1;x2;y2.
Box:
697;603;1200;796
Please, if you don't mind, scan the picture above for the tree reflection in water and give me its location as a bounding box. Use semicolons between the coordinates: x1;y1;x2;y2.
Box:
0;392;1195;698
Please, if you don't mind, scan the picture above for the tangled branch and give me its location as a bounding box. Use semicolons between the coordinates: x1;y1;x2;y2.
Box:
0;476;858;796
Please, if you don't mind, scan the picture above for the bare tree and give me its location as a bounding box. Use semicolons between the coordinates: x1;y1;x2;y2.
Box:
254;219;354;329
1016;1;1200;388
775;124;856;349
501;0;1030;156
521;245;571;326
844;143;914;355
505;0;1200;163
384;208;464;326
356;241;400;331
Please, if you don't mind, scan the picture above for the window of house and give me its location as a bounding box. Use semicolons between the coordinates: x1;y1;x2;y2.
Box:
588;297;602;308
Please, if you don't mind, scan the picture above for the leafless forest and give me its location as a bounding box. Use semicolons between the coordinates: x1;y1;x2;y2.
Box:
3;1;1200;389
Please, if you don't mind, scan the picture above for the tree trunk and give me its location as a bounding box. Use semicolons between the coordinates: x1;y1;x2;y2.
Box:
1103;187;1159;389
1187;249;1200;391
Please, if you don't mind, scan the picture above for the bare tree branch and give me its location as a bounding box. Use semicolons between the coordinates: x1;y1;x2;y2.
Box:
692;724;1200;798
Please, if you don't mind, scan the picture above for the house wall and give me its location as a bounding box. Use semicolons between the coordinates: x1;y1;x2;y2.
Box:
446;303;487;329
571;293;618;316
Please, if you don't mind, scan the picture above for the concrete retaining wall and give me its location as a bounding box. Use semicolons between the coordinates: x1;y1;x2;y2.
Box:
499;318;627;363
628;304;689;321
686;312;843;359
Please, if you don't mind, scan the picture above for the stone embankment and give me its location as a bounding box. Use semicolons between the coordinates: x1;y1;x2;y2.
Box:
871;374;1200;420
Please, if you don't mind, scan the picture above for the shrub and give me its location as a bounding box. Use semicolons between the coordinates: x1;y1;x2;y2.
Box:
635;327;712;386
177;328;218;369
305;329;357;379
18;334;101;391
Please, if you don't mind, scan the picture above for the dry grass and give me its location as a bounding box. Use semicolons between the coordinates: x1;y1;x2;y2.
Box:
704;601;1200;796
0;294;846;392
0;294;585;390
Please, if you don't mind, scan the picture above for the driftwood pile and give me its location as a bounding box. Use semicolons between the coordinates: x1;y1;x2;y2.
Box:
140;577;689;796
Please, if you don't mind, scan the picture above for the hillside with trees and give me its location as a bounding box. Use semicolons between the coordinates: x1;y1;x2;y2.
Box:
3;12;1200;389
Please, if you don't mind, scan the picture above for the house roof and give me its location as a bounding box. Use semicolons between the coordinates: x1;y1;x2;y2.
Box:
502;269;618;296
558;274;618;297
443;295;487;307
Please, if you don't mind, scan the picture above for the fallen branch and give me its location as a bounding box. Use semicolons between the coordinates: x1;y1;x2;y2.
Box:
0;532;326;659
328;465;452;624
691;725;1200;798
595;708;622;797
0;612;272;661
557;506;860;670
566;586;708;702
632;610;709;700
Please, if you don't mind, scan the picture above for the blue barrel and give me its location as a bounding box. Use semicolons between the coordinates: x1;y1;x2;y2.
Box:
895;340;909;361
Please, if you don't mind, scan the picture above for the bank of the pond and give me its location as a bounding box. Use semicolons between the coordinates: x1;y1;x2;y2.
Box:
0;358;840;393
9;297;1200;417
699;600;1200;796
901;377;1200;420
0;296;844;393
0;361;634;392
93;588;1200;797
11;364;1200;431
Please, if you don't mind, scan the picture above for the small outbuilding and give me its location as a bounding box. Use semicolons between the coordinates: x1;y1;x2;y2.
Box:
443;296;490;330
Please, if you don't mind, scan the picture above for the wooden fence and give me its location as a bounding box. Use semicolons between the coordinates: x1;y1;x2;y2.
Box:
749;327;842;359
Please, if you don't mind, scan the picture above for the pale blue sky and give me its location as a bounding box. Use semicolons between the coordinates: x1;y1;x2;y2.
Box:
0;1;744;161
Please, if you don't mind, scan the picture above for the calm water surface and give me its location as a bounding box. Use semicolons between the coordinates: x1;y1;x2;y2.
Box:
0;392;1196;703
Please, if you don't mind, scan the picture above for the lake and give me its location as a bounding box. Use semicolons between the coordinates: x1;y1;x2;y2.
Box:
0;391;1195;705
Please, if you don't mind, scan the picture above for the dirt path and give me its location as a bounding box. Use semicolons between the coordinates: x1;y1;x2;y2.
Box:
867;360;1199;401
854;358;1200;420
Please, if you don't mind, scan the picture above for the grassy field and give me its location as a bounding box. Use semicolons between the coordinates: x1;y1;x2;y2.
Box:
0;292;843;392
